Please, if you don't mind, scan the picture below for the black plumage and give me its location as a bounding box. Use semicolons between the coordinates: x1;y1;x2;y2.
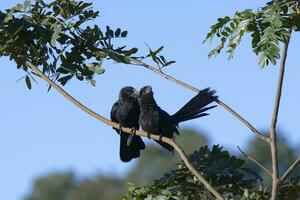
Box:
110;86;145;162
138;86;217;152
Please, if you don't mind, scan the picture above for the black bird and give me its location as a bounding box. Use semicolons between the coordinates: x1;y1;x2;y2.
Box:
110;86;145;162
138;86;217;152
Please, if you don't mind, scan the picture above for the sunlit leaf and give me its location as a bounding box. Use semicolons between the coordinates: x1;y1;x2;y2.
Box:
25;75;31;89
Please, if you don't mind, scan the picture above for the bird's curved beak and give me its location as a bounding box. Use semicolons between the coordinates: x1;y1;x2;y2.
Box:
132;89;139;98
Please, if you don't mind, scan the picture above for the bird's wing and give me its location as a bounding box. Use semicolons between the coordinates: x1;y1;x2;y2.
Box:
158;107;178;137
110;101;121;123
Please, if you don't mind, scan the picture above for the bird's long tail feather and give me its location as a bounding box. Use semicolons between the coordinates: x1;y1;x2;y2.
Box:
171;88;217;124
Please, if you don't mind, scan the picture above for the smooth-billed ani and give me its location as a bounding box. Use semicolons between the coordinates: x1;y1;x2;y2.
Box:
138;86;217;152
110;86;145;162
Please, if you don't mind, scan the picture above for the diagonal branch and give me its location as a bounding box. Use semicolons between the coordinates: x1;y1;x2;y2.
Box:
25;61;225;200
269;32;291;200
280;157;300;183
127;57;270;143
237;146;272;177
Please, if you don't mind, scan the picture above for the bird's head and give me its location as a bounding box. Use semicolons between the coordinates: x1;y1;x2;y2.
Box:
119;86;139;102
139;85;153;96
138;86;154;104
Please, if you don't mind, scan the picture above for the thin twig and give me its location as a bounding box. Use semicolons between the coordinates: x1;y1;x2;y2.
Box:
127;57;270;143
237;146;272;177
25;61;225;200
270;32;291;200
280;157;300;182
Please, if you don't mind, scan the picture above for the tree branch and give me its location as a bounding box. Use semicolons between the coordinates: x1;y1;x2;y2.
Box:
25;61;225;200
127;57;270;143
280;157;300;183
270;33;291;200
237;146;272;177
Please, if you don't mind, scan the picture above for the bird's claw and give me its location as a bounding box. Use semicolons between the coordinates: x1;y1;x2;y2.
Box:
130;127;136;136
118;124;122;135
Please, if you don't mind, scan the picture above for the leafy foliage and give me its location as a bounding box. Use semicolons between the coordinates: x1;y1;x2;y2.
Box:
126;129;208;186
144;45;176;70
204;0;300;67
0;0;176;89
125;137;300;200
126;145;261;200
278;177;300;200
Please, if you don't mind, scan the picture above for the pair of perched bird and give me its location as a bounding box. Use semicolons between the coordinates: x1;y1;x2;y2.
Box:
110;86;217;162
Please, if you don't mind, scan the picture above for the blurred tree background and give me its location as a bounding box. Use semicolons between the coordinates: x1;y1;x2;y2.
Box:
244;129;300;187
24;128;299;200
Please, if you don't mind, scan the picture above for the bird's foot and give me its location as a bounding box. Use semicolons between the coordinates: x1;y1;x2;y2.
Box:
130;127;136;136
118;124;122;135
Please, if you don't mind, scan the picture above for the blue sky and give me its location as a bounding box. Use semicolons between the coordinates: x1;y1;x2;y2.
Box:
1;1;300;199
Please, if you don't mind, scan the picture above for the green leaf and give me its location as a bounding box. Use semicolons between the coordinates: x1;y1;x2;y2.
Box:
23;0;30;11
16;3;23;11
163;61;176;67
225;27;232;33
47;84;52;92
90;79;96;86
95;68;105;74
244;189;249;198
93;51;107;58
50;25;61;47
153;46;164;55
221;31;229;37
106;26;114;37
50;38;56;47
121;31;128;37
115;28;121;37
124;48;138;56
258;53;268;68
60;8;69;19
58;75;73;86
25;76;31;89
53;5;60;15
108;52;131;64
4;11;14;22
148;50;159;64
159;55;166;63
